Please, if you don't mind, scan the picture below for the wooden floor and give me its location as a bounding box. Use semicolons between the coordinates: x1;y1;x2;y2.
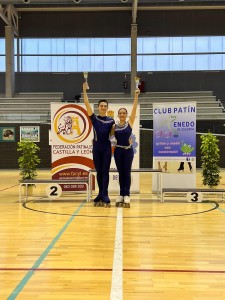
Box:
1;169;225;300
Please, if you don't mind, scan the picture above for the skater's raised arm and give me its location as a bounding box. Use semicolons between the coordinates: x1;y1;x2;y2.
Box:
129;88;140;128
83;82;93;116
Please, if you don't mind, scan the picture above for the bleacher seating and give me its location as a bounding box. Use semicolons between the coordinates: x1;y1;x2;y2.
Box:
0;92;64;123
80;91;225;120
0;91;223;122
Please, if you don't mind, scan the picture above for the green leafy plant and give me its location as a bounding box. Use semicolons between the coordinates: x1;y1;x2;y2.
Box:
17;140;41;182
200;133;220;188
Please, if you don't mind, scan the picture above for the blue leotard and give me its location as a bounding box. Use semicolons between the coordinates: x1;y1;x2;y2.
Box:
90;114;114;202
114;122;134;197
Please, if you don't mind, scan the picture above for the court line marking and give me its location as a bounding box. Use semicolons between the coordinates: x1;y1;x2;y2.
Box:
22;200;219;218
218;207;225;213
110;207;123;300
1;267;225;274
7;201;86;300
0;184;19;192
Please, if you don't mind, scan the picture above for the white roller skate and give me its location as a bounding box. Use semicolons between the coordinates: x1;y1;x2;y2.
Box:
123;196;130;208
115;196;124;207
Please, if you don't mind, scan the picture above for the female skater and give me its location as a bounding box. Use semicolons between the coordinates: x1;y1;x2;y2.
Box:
113;88;140;208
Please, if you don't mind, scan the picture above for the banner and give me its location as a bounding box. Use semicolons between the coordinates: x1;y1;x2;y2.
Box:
153;102;196;189
51;103;94;191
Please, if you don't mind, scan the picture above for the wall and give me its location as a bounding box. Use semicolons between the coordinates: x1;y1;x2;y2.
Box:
1;8;225;169
0;120;225;169
1;10;225;37
2;9;225;98
1;71;225;100
0;123;51;169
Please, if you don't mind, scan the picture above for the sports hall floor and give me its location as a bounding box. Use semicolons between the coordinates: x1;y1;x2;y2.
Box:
0;169;225;300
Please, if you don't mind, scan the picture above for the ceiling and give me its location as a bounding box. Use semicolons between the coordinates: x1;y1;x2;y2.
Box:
2;0;225;11
1;0;225;36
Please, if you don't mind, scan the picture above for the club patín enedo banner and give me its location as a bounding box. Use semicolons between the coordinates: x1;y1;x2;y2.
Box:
153;101;196;190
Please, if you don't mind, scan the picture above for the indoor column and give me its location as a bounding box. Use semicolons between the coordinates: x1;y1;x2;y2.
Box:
5;25;15;97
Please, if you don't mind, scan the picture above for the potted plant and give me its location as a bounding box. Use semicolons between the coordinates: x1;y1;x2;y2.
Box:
17;140;41;194
200;132;220;188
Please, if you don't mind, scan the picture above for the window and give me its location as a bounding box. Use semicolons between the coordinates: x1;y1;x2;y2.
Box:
1;36;225;72
0;38;5;72
18;37;131;72
138;36;225;72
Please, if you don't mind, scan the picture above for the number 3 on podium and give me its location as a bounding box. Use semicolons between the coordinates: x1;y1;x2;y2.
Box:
187;191;203;203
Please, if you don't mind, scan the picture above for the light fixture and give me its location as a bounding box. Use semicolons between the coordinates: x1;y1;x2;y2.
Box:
121;0;128;2
22;0;31;3
73;0;82;3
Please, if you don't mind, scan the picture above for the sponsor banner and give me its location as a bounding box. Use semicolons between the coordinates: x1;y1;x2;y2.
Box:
153;102;196;190
153;102;196;158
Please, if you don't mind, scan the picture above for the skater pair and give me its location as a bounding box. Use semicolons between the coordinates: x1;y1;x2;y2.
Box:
83;81;140;208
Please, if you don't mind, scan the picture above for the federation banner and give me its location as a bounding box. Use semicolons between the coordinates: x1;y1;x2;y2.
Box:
51;103;94;191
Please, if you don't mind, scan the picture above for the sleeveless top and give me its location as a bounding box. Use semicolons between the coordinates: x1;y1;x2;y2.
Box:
114;122;132;148
90;114;114;143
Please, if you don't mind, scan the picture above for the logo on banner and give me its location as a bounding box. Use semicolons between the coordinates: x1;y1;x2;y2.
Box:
107;110;114;118
53;104;92;144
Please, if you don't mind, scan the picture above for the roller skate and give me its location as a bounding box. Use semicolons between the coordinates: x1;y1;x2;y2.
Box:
93;194;103;207
102;195;111;208
123;196;130;208
115;196;124;207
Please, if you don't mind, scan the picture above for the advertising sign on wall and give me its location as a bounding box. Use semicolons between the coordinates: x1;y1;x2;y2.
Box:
20;126;40;142
0;127;15;142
